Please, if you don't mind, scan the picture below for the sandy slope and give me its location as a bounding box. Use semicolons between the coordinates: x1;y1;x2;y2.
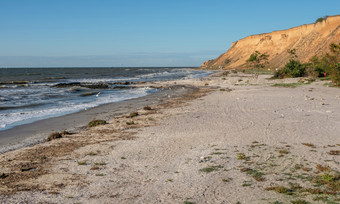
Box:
1;73;340;204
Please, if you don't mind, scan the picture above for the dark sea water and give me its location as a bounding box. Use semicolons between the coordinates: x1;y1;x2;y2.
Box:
0;67;211;131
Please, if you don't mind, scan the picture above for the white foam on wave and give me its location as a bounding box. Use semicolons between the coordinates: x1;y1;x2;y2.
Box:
0;87;150;131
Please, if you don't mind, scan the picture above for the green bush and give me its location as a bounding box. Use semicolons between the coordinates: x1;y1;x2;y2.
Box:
274;59;306;78
315;16;328;23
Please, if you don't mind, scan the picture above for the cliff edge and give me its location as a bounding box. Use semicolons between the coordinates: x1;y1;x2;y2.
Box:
202;15;340;69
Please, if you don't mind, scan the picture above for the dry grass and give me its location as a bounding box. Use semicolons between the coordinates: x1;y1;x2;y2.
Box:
327;150;340;155
301;143;316;148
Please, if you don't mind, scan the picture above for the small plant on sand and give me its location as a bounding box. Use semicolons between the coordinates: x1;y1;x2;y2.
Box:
278;149;289;155
222;178;233;182
236;153;247;160
126;121;135;125
199;165;223;173
94;161;106;166
242;181;253;187
183;199;195;204
95;173;104;176
265;186;295;195
291;199;309;204
128;112;139;118
272;83;303;88
121;157;126;160
316;164;331;172
302;143;316;148
77;160;87;165
88;120;106;127
241;168;265;181
327;150;340;155
47;132;62;141
87;152;97;156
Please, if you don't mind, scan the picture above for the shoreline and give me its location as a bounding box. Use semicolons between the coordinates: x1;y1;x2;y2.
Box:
1;73;340;203
0;84;201;154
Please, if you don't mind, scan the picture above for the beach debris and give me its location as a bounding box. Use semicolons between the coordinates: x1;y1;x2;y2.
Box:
126;121;135;125
199;156;210;163
143;106;152;110
88;120;107;127
0;173;8;179
47;132;63;141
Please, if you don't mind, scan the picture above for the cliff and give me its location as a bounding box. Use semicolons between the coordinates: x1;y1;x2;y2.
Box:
202;15;340;69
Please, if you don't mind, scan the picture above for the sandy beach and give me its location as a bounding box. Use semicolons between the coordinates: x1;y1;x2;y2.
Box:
1;72;340;203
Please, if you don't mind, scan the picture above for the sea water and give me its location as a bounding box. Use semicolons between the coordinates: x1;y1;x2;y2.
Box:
0;67;211;131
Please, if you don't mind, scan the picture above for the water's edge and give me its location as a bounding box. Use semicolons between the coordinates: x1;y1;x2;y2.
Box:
0;85;199;154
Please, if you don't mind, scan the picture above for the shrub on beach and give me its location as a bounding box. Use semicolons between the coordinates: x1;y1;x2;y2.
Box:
274;59;306;78
88;119;107;127
273;43;340;86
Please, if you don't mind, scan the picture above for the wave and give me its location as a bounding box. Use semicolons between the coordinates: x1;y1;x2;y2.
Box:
0;87;152;131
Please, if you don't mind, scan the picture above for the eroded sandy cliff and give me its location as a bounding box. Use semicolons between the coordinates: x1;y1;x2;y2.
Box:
202;15;340;69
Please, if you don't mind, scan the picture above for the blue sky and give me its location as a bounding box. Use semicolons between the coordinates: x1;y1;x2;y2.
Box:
0;0;339;67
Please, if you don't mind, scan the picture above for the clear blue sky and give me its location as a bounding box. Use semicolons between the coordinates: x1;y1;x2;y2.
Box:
0;0;339;67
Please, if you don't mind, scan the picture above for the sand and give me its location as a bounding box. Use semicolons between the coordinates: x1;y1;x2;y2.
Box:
1;72;340;204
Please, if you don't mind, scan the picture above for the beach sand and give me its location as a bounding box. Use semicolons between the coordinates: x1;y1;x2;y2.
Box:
1;72;340;203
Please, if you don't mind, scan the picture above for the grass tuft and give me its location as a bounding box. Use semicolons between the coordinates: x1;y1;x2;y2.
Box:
199;165;223;173
88;120;106;127
77;160;87;165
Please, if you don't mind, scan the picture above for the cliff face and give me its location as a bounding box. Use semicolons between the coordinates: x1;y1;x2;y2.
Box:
202;15;340;69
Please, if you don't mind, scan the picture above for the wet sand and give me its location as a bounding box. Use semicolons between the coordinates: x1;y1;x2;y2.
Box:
0;85;199;154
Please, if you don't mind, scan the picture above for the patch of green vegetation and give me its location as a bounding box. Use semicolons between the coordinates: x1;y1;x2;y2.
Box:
87;152;97;156
121;157;126;160
244;168;265;182
210;152;226;155
272;83;304;88
313;196;329;202
236;153;248;160
242;181;253;187
199;165;223;173
222;178;233;182
95;173;104;176
88;120;106;127
94;161;106;166
315;16;328;23
166;179;173;182
265;186;295;195
77;160;87;165
183;198;195;204
128;112;139;118
290;199;309;204
126;121;135;125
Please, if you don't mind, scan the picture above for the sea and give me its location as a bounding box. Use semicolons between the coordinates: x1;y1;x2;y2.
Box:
0;67;212;131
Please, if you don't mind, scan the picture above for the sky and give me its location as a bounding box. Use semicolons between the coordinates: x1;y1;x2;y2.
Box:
0;0;339;67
